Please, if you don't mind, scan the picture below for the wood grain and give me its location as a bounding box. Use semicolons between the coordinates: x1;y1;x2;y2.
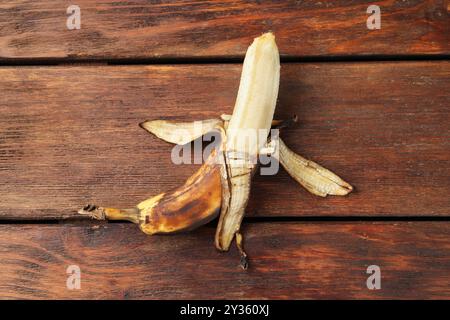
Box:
0;62;449;219
0;0;448;60
0;222;449;299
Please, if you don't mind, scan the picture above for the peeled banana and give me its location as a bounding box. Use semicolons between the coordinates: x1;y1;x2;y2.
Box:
79;32;353;269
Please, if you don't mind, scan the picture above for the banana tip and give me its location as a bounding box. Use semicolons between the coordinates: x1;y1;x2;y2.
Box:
346;184;354;193
337;183;353;196
258;32;275;41
138;120;149;130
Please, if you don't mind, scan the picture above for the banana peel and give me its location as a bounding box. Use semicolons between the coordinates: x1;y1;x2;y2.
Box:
78;33;353;269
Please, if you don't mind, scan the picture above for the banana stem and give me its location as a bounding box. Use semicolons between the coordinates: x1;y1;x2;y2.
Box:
78;204;140;224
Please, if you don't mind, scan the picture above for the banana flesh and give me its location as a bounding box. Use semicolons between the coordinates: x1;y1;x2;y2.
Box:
226;32;280;158
78;33;353;268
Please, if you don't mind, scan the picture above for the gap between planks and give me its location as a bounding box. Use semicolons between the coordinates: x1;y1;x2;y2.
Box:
1;216;450;225
1;54;449;67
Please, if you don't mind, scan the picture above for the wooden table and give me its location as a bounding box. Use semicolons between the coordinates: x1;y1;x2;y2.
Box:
0;0;449;299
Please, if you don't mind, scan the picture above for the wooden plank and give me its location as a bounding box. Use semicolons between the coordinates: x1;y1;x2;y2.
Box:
0;0;448;60
0;62;449;219
0;222;449;299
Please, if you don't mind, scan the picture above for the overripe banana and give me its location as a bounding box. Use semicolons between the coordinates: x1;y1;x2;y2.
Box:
79;32;353;269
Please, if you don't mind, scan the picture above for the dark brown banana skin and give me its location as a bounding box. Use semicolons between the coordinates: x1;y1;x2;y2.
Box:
138;157;222;234
79;152;223;235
